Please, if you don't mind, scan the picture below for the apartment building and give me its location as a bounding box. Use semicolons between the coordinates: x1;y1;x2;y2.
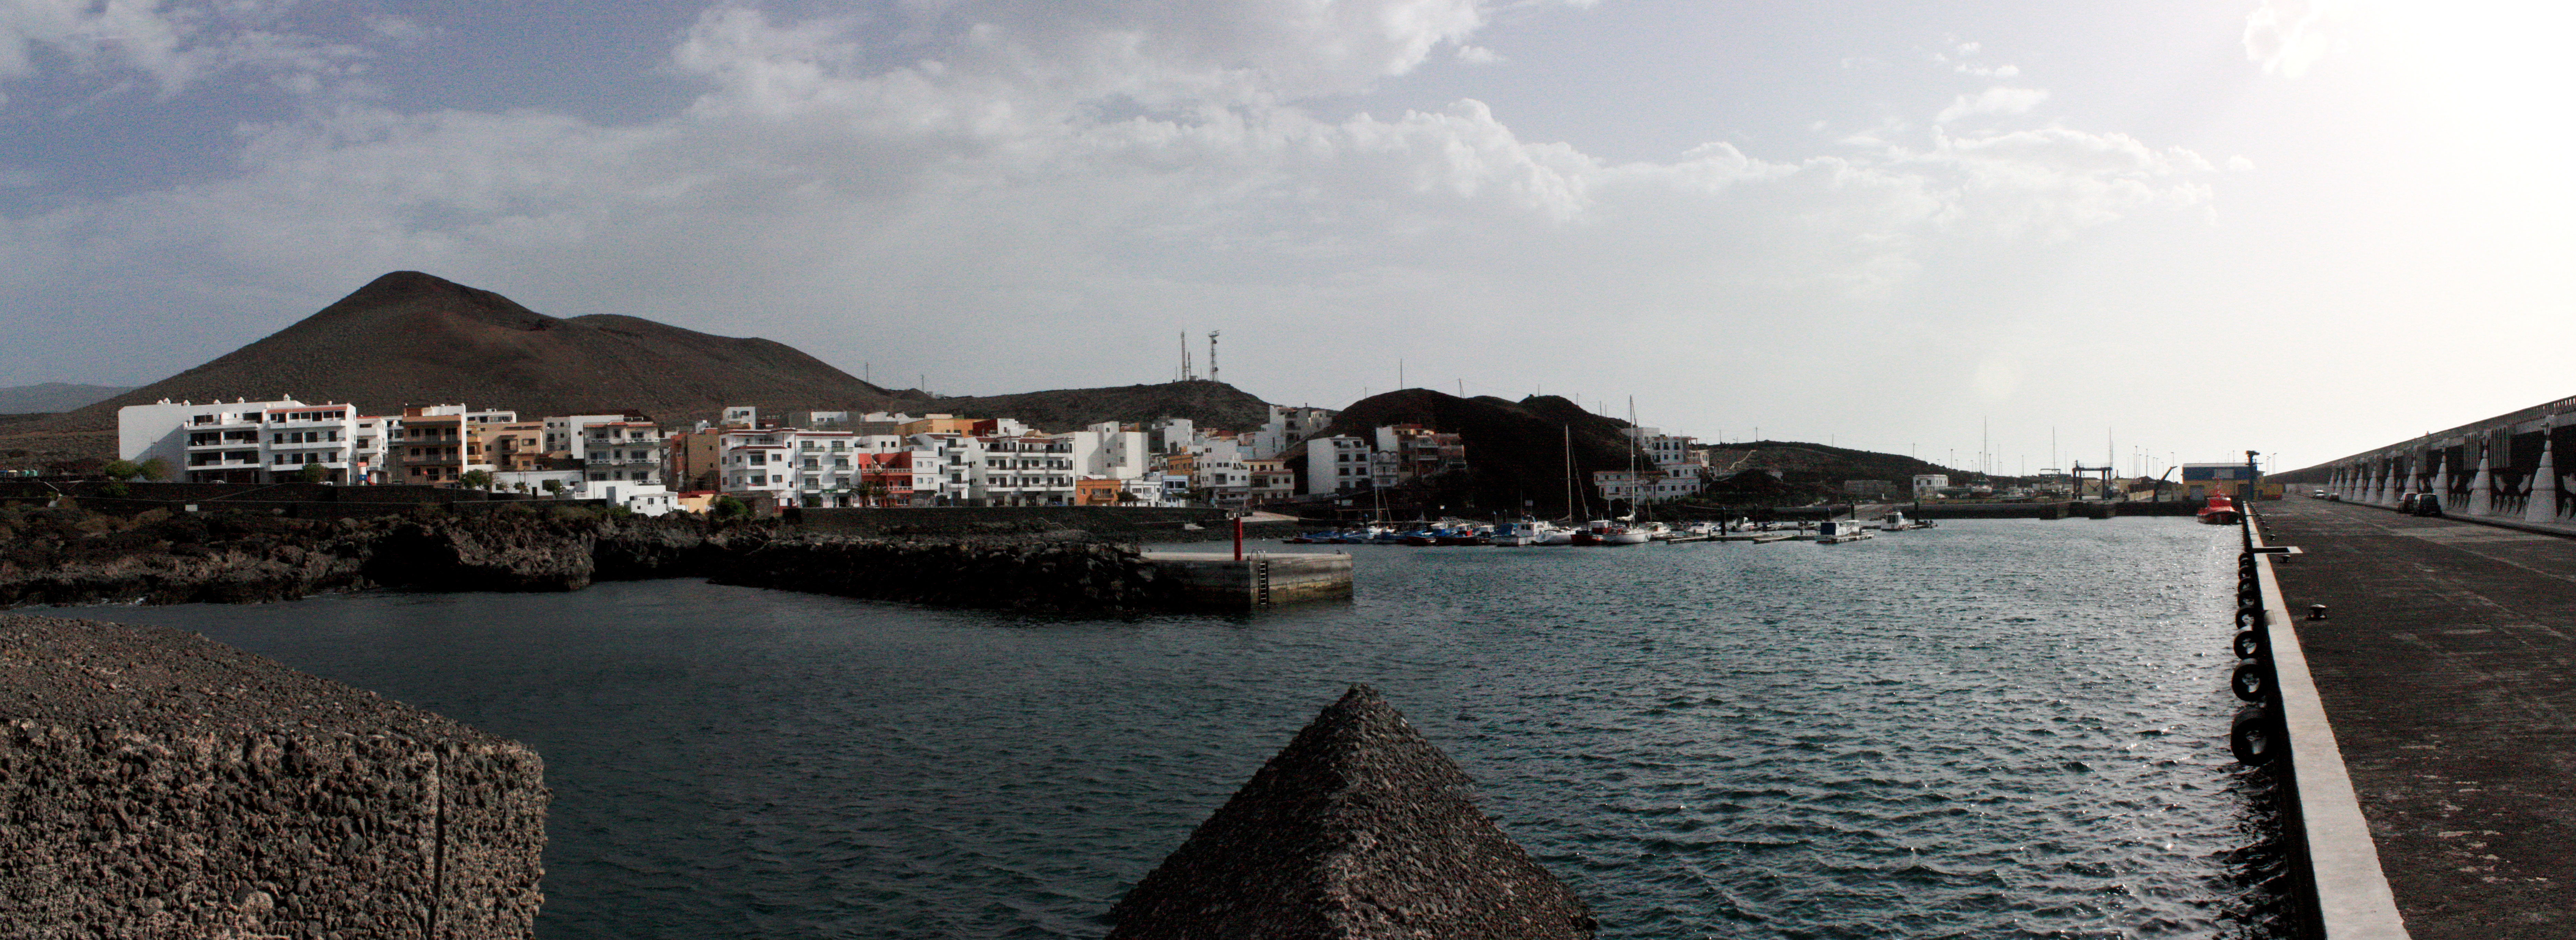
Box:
397;405;518;485
1305;435;1374;495
118;398;399;485
579;419;668;486
1246;458;1296;505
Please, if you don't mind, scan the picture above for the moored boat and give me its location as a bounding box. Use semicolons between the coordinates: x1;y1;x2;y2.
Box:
2196;495;2242;525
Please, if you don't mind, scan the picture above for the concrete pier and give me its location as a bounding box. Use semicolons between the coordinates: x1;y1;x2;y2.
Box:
2257;497;2576;939
1140;552;1354;610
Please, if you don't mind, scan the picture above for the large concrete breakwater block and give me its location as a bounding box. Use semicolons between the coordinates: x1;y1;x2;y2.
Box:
1109;685;1594;940
0;614;546;938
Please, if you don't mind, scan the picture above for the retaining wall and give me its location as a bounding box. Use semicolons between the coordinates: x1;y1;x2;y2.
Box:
0;614;547;938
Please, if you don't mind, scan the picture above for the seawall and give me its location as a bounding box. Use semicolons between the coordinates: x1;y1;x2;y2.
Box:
0;613;547;937
0;506;1337;614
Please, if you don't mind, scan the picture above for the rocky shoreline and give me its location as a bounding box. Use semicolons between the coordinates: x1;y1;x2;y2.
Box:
0;504;1188;613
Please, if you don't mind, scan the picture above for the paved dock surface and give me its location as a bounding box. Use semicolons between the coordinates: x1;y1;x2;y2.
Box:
2259;497;2576;939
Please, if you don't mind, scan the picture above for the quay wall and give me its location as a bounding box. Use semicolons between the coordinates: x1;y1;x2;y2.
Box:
0;506;1323;613
2242;511;2411;939
0;614;546;938
1770;501;2195;521
1137;553;1355;610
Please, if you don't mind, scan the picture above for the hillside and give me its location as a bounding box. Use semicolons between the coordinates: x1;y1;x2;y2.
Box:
0;383;136;414
931;380;1272;433
25;271;923;437
1304;388;1984;513
1704;442;1966;488
1303;389;1638;514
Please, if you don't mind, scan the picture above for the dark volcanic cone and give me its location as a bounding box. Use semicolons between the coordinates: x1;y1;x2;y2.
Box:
34;270;913;432
1108;684;1596;940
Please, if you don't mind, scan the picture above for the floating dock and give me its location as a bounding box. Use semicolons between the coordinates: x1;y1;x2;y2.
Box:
1140;552;1354;610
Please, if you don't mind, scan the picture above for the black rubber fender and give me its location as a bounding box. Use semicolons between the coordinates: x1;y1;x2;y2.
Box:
2234;629;2265;660
2232;661;2269;702
2237;607;2266;629
2231;706;2284;765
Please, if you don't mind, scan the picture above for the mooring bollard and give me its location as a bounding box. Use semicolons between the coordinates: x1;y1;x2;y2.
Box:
2307;604;2328;621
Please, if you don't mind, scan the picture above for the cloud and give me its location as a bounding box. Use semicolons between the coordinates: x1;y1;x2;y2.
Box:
1936;86;2048;124
0;0;371;100
0;1;2221;391
2243;0;2345;78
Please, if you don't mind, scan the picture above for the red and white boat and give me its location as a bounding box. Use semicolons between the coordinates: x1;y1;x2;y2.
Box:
2196;495;2242;525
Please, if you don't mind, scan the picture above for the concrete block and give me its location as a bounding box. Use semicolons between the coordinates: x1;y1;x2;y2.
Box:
0;614;545;938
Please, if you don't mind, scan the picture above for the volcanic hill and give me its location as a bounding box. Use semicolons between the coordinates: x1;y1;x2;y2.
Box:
2;271;1286;465
1305;389;1639;514
30;272;920;437
932;380;1274;434
1309;388;1981;513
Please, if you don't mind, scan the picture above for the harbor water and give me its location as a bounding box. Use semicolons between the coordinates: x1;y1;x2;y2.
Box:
89;518;2279;938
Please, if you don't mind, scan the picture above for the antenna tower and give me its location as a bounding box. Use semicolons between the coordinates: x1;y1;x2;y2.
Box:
1208;330;1221;385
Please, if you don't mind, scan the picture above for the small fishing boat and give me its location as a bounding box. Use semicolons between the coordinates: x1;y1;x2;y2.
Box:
1816;519;1876;543
2197;495;2242;525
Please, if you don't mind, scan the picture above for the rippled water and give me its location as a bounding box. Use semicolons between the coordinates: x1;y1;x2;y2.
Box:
90;519;2278;938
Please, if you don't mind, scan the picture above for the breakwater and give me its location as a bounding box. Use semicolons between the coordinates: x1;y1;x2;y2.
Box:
0;504;1274;613
0;613;546;937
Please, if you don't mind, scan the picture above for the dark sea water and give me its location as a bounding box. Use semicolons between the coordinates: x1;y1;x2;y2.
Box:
86;519;2279;939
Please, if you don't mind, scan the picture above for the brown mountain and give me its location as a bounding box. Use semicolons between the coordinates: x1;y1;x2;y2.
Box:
1;271;1287;466
28;271;920;435
931;379;1273;434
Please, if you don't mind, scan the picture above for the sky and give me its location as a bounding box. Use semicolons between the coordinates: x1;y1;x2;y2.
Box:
4;0;2572;477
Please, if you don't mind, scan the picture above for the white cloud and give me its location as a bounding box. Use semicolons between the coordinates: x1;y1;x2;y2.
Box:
0;1;2222;392
2243;0;2346;78
0;0;368;99
1936;86;2048;124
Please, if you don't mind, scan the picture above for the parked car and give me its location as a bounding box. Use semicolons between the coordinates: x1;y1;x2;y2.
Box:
2411;493;2445;517
2398;492;2422;514
2313;489;2328;498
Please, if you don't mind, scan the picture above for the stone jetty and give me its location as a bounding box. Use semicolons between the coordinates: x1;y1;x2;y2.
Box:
0;613;546;937
0;504;1339;613
1108;685;1595;939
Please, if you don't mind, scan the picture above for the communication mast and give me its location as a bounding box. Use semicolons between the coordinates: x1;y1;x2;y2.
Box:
1179;331;1192;381
1208;330;1221;385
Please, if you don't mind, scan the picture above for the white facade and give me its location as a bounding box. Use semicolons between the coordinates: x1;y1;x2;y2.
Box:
119;398;397;484
1305;435;1374;495
583;481;678;516
1246;406;1336;461
1912;474;1949;496
1084;422;1151;479
578;420;668;486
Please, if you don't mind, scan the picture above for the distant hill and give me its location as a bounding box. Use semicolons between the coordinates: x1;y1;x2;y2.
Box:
931;380;1273;433
0;383;136;414
1306;388;1979;513
1703;442;1966;489
26;271;922;435
1303;389;1638;514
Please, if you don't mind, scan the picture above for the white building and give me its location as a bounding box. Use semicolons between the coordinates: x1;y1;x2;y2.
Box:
1912;474;1950;497
1245;405;1337;460
975;434;1078;506
1305;435;1374;495
118;398;398;485
576;419;669;487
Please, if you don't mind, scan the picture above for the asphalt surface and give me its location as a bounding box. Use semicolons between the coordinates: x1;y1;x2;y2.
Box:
2258;497;2576;939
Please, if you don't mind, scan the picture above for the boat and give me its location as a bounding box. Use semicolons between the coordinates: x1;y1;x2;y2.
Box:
1589;518;1650;546
2197;495;2242;525
1816;518;1876;543
1491;520;1546;546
